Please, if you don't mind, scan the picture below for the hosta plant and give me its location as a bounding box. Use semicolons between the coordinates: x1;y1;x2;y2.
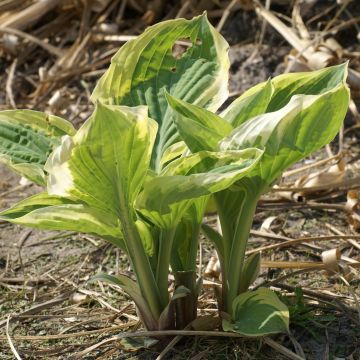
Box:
167;62;349;333
0;12;350;337
0;14;241;331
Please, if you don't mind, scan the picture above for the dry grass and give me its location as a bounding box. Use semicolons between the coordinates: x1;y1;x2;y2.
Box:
0;0;360;359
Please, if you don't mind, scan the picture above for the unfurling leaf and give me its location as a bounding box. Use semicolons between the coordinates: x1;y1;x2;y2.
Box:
223;288;289;336
239;252;261;293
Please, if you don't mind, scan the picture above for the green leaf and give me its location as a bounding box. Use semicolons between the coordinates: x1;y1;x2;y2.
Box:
45;103;157;217
221;79;274;127
0;110;75;184
44;103;164;320
239;252;261;293
137;148;263;228
160;141;187;168
223;288;289;336
266;62;347;111
135;220;155;258
118;337;158;351
201;223;224;263
171;200;207;272
90;273;157;330
220;82;350;183
91;14;229;171
0;192;124;248
167;93;232;153
158;285;191;330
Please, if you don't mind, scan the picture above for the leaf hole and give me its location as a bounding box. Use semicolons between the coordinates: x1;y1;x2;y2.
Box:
171;37;192;59
170;67;176;72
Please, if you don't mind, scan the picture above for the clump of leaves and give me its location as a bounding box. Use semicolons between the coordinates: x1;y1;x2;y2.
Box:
0;13;349;338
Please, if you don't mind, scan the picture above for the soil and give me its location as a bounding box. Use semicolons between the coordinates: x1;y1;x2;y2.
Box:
0;2;360;359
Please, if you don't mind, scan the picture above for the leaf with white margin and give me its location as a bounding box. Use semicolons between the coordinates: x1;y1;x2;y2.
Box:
160;141;187;168
171;199;207;272
0;192;124;248
267;62;348;111
228;63;348;116
90;273;158;330
167;93;232;153
220;79;274;127
0;110;75;184
91;14;229;171
220;82;350;183
45;103;157;217
137;148;263;229
239;252;261;293
222;288;289;336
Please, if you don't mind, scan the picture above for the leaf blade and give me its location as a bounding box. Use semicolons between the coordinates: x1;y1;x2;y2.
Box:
91;14;229;170
0;192;124;247
0;110;75;184
223;288;289;336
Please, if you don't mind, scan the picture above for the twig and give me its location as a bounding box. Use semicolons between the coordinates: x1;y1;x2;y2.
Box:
247;233;360;255
176;0;190;18
6;316;22;360
254;267;321;290
5;58;17;108
216;0;238;32
325;223;360;251
17;230;32;271
0;183;32;198
257;0;271;47
283;154;341;178
73;329;253;358
264;337;305;360
272;175;360;192
0;292;71;329
0;27;63;57
1;0;62;30
323;0;351;32
156;323;193;360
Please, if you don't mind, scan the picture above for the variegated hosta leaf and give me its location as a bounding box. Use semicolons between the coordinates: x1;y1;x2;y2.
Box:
171;199;207;272
137;148;263;228
160;141;187;168
90;273;158;330
231;62;348;118
166;93;232;153
135;220;155;258
0;110;75;184
220;82;350;183
220;79;274;127
267;62;347;111
0;193;124;248
45;103;157;217
171;64;347;148
223;288;289;336
238;252;261;293
91;14;229;171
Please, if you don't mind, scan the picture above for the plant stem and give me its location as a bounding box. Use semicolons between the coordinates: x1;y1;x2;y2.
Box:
218;182;262;313
174;271;198;329
227;195;257;311
187;221;201;272
120;208;162;321
156;228;176;309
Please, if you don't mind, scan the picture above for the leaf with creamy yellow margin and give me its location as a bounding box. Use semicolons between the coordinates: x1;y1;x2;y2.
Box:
91;14;229;171
0;110;75;184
